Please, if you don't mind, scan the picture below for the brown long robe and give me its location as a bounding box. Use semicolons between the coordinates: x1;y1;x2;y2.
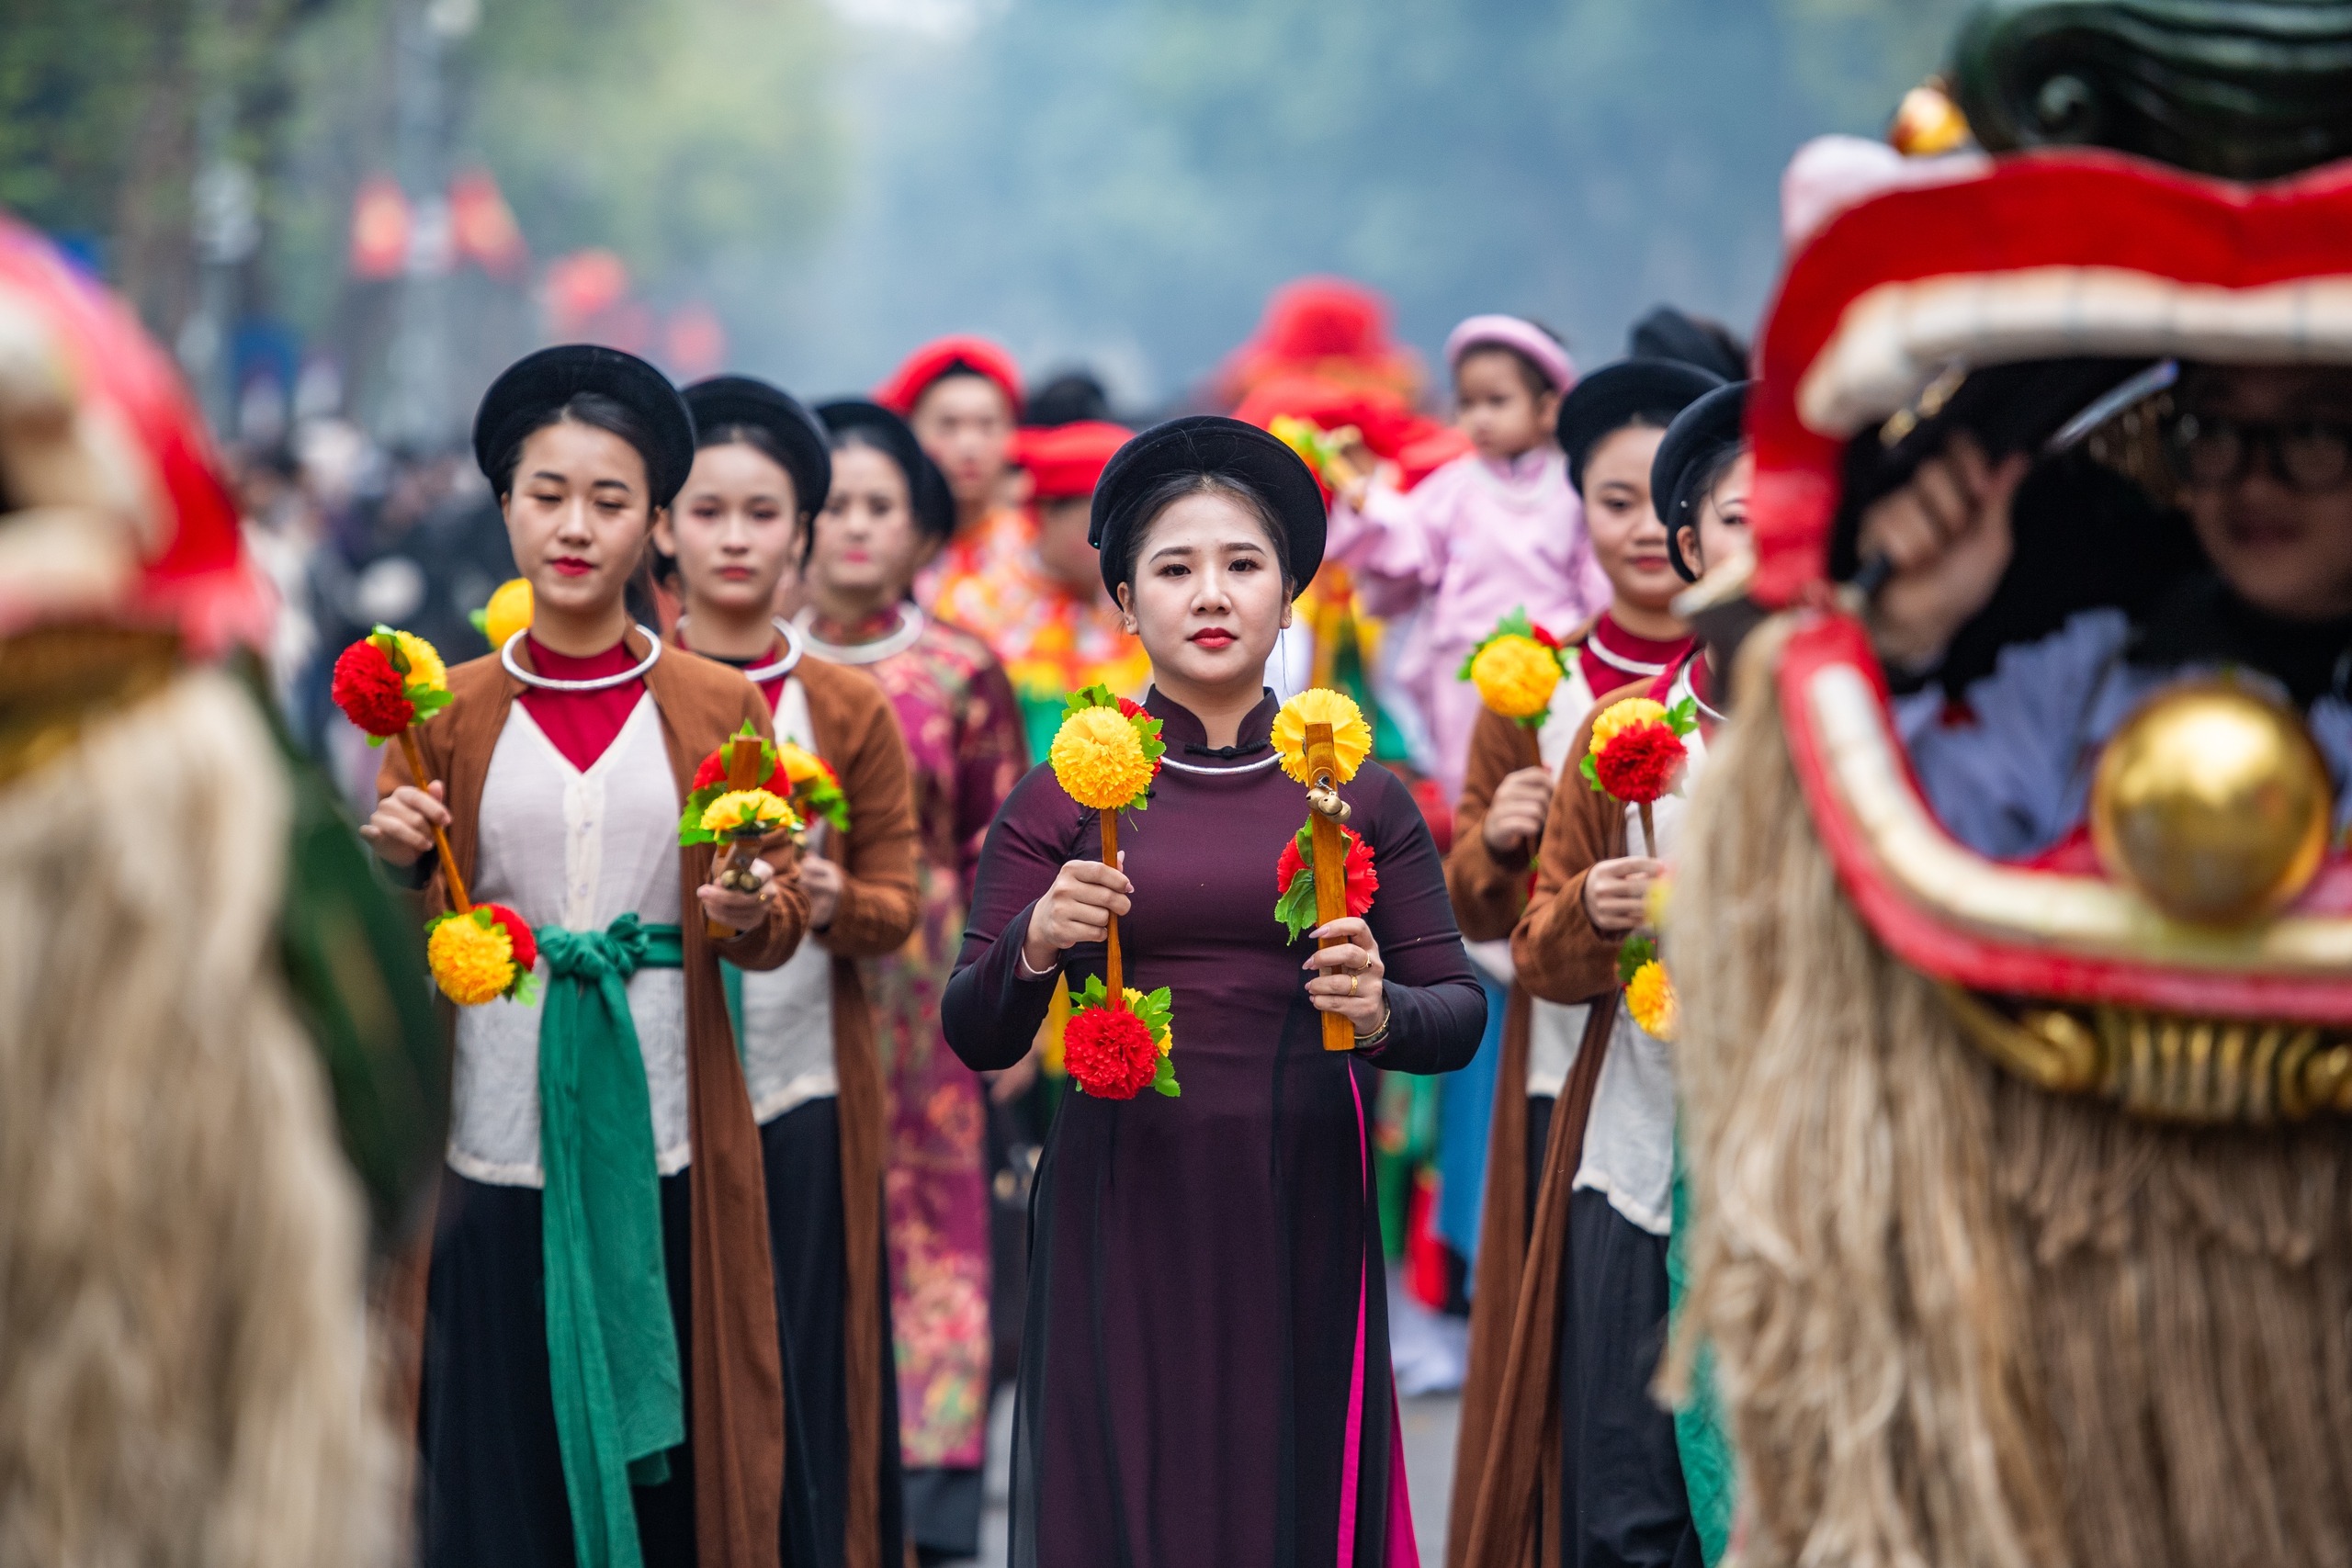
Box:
1457;676;1645;1568
381;626;805;1568
683;635;923;1568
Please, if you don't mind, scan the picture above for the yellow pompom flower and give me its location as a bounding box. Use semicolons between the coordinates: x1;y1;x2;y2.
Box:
700;788;796;837
429;914;517;1008
386;629;448;693
1272;687;1373;784
1470;635;1564;721
1050;705;1156;809
1590;696;1669;754
1625;959;1679;1042
482;577;533;649
776;740;825;785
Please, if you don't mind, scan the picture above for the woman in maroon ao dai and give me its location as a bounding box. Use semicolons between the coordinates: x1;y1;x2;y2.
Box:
943;418;1487;1568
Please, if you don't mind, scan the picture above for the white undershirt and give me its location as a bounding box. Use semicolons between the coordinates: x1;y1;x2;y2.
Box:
737;674;838;1123
448;697;689;1187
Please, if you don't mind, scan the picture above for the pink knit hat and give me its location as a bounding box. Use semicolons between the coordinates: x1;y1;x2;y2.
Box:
1443;314;1577;394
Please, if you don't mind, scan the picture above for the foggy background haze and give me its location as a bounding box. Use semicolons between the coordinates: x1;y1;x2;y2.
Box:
3;0;1976;439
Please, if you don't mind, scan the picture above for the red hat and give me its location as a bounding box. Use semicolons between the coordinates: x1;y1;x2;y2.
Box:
1015;420;1132;502
1216;277;1422;406
0;211;267;654
873;334;1025;420
1228;373;1470;493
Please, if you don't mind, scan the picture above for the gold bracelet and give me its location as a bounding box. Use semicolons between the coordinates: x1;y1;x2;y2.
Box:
1352;1000;1393;1049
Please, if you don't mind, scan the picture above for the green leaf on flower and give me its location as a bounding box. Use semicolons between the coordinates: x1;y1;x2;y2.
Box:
1132;984;1174;1043
1152;1052;1181;1097
1064;682;1119;716
1616;931;1657;987
409;686;454;721
1665;697;1700;737
1275;868;1320;942
1579;752;1605;796
370;626;409;675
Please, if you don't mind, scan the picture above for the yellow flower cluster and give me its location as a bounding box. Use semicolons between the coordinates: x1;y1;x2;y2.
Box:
1049;705;1155;809
389;629;448;693
1470;635;1564;720
481;579;533;650
1272;688;1373;784
1590;696;1668;753
429;914;517;1008
776;740;825;785
700;788;796;837
1625;959;1679;1042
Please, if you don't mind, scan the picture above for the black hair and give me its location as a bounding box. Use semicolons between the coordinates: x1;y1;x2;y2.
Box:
489;390;662;505
1457;342;1559;400
1027;369;1113;427
1114;470;1292;596
1577;411;1673;496
1672;441;1749;580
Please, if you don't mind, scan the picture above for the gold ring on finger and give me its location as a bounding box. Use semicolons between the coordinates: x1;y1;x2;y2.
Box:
1349;973;1360;996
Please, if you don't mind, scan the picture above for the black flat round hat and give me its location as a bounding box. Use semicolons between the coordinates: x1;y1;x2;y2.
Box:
1652;379;1751;581
473;344;695;507
684;376;832;518
816;398;956;542
1555;357;1724;492
1089;415;1327;599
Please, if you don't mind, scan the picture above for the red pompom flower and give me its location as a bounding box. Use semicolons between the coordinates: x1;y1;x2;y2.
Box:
1591;721;1687;804
483;903;537;971
1062;1004;1161;1100
331;639;413;738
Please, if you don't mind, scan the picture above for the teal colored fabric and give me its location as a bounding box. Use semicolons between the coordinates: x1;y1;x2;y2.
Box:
536;914;688;1568
720;957;748;1059
1668;1134;1736;1565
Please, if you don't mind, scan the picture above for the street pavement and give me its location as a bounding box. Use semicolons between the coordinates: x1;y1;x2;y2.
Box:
954;1373;1464;1562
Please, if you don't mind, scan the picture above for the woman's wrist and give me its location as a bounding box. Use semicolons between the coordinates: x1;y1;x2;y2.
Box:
1018;905;1061;977
1352;999;1394;1048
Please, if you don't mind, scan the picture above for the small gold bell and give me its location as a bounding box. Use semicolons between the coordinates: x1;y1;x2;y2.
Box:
2089;682;2332;925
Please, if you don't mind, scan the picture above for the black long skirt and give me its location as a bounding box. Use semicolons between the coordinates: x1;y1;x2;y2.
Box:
418;1169;697;1568
1556;1187;1703;1568
761;1097;905;1568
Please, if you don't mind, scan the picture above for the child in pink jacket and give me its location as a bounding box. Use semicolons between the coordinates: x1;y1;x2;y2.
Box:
1329;314;1611;802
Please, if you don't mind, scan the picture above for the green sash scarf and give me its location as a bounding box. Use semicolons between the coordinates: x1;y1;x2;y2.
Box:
537;913;687;1568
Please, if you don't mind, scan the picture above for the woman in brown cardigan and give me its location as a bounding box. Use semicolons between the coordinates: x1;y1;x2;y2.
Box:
1442;357;1717;1568
366;346;801;1568
1457;380;1752;1568
658;374;922;1568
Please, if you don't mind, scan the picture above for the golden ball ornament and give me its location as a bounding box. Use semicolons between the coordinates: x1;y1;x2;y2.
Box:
2088;682;2332;926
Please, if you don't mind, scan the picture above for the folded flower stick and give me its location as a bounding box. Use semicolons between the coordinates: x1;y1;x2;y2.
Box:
1303;722;1356;1053
707;732;766;940
399;728;471;913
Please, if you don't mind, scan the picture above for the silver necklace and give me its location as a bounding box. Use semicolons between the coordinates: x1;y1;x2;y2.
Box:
1586;626;1671;678
793;604;924;665
1157;751;1283;777
1671;660;1727;725
502;626;663;691
678;615;805;682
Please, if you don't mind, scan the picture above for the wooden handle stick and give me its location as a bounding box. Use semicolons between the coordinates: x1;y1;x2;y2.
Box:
1304;723;1355;1054
708;734;766;940
1100;807;1124;1009
399;728;470;913
1637;800;1657;862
